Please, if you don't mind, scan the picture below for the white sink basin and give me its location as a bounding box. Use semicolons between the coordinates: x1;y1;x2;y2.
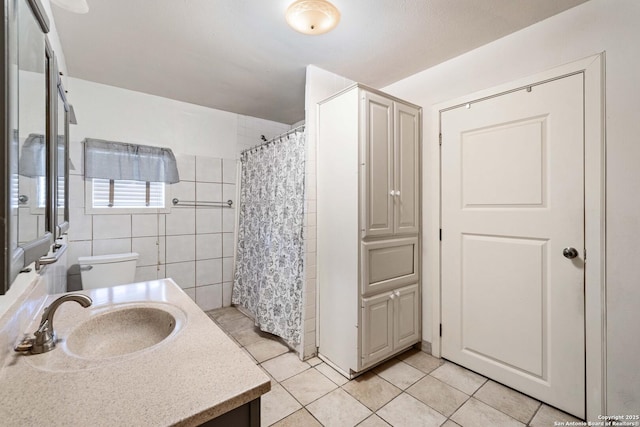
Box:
66;306;180;359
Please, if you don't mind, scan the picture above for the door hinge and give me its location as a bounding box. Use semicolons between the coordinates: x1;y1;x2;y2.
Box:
439;324;442;337
439;229;442;241
584;248;587;262
439;133;442;146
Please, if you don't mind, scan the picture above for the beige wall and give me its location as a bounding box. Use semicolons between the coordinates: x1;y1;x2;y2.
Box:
382;0;640;414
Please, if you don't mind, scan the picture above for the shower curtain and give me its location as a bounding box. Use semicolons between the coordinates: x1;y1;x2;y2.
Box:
232;131;306;347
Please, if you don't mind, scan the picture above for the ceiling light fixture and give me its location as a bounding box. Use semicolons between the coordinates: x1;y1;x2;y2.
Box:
50;0;89;14
285;0;340;35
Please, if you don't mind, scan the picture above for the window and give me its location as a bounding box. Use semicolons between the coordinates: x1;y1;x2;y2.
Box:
37;176;46;208
83;138;178;213
92;178;165;209
35;176;65;209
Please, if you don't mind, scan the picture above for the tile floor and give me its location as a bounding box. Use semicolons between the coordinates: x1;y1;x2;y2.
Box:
206;307;582;427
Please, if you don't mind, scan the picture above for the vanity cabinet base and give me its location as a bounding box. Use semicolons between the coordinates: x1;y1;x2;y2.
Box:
199;397;260;427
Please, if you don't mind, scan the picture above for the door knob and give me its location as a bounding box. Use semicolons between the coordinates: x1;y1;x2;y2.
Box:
562;247;579;259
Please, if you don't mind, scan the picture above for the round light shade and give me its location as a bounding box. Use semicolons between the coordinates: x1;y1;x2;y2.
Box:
50;0;89;14
286;0;340;35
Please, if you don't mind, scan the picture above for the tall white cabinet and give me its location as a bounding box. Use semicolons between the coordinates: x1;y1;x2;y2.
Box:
317;84;421;377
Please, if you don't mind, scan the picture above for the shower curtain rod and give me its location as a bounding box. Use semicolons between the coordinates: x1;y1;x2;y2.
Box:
242;124;305;155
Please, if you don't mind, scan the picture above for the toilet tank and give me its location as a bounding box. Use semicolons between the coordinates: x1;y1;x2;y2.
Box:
78;252;139;290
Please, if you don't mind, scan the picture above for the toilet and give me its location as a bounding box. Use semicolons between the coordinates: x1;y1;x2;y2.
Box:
78;252;139;290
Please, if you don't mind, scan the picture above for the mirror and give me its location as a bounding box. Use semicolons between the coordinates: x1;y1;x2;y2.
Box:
17;0;48;246
1;0;53;294
55;79;69;236
6;0;21;286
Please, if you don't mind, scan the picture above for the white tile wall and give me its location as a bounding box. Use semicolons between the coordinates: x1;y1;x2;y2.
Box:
165;234;196;263
222;184;235;203
175;155;196;181
196;182;223;202
222;159;237;184
170;181;196;204
222;233;235;258
68;208;92;241
182;287;196;301
222;209;235;232
196;258;222;286
195;157;222;183
93;215;131;239
165;208;196;236
67;240;92;265
93;238;131;255
196;208;222;234
135;266;159;283
158;236;166;264
165;261;196;289
17;210;38;243
132;237;159;267
68;175;85;208
131;214;158;238
195;284;222;311
67;114;291;309
196;233;222;260
223;282;233;307
222;257;234;282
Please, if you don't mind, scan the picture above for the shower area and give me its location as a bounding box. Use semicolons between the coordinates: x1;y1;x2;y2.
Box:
231;125;311;357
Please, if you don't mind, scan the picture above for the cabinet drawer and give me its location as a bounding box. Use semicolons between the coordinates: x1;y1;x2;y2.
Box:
361;237;419;296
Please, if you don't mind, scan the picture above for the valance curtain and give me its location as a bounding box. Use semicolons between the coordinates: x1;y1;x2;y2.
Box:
232;131;306;347
83;138;179;183
18;133;67;177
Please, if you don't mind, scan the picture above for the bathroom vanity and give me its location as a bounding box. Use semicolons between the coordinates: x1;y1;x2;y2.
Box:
0;278;270;426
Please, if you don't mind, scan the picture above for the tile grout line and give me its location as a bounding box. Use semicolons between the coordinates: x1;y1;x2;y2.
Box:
210;307;553;427
526;402;544;426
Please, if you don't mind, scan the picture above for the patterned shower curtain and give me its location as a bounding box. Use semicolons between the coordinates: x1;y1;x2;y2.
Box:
232;131;306;347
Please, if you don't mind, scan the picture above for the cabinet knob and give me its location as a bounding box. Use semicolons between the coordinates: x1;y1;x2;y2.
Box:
390;293;395;300
389;190;396;196
395;191;400;197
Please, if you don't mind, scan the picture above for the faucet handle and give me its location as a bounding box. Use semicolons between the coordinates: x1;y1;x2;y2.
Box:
14;334;34;353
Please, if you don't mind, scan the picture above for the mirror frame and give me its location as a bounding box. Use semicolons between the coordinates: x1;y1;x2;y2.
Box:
1;0;13;293
1;0;53;294
55;73;69;237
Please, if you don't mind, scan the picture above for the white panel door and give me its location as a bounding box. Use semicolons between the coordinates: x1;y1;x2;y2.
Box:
441;74;585;418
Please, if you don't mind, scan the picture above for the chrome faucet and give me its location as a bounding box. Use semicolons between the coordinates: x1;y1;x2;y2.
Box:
15;293;92;354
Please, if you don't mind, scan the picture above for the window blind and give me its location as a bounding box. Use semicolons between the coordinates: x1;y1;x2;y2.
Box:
92;179;164;208
34;176;65;209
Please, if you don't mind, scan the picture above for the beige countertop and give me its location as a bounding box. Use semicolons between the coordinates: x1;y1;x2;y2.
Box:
0;279;271;426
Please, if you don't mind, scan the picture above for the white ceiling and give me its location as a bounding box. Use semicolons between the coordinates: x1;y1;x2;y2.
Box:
52;0;589;124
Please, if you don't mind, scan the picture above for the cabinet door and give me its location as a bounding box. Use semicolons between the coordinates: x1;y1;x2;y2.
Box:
361;291;394;367
393;284;421;349
362;91;394;238
394;102;420;235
